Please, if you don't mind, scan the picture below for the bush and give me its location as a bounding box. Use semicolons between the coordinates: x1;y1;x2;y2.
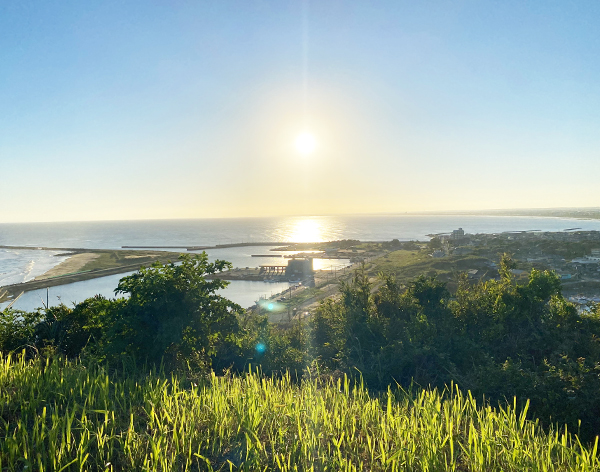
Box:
311;258;600;440
1;253;244;373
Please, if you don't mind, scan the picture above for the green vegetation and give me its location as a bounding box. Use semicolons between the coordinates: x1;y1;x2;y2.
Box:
368;249;492;289
79;250;183;272
368;249;430;278
310;256;600;441
1;354;599;471
0;254;245;372
467;235;599;261
276;286;324;310
428;237;443;250
2;251;600;468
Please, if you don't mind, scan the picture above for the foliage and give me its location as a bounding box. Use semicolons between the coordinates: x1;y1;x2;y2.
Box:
106;253;243;370
428;237;443;250
311;256;600;440
0;309;43;354
1;353;598;471
4;251;600;445
403;240;421;251
333;239;361;249
381;238;403;250
0;254;243;372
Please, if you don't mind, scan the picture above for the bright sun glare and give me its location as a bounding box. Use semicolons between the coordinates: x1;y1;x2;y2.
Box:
294;132;316;155
290;218;323;243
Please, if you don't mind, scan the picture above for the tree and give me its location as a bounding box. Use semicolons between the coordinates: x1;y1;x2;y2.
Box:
103;253;244;371
428;237;443;251
310;260;600;440
0;308;43;355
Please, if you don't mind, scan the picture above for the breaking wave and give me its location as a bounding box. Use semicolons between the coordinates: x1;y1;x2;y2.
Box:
0;249;70;287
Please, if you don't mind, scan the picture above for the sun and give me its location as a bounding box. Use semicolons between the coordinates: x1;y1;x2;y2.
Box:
294;132;316;155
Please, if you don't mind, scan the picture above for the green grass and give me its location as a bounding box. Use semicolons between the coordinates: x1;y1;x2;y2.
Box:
369;250;496;287
1;354;598;471
279;287;324;309
370;249;430;273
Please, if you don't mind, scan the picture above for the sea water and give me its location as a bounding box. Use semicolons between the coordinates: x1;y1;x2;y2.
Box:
0;248;71;287
3;215;600;249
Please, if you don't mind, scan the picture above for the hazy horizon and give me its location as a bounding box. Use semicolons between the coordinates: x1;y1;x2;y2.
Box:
2;1;599;223
1;206;600;226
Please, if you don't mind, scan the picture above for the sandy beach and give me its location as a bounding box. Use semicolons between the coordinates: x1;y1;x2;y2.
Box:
35;253;99;280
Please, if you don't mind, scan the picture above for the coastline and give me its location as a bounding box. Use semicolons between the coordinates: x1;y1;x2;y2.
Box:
34;253;100;280
0;249;185;304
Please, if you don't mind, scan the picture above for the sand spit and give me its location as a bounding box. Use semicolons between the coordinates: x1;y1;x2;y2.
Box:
35;253;100;280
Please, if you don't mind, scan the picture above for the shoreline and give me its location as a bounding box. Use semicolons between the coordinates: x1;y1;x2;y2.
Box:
0;249;185;303
34;253;100;280
0;263;150;303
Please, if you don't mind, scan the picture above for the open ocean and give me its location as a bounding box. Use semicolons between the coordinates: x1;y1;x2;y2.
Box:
4;214;600;249
2;214;600;311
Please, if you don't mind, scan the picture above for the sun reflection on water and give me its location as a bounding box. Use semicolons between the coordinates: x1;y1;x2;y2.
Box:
272;216;344;243
289;218;325;243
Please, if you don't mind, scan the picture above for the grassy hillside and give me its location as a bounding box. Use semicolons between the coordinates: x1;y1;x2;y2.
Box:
368;250;494;288
1;354;598;471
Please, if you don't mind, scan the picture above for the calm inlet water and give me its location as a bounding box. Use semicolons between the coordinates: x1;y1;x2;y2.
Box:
2;275;292;312
2;214;600;311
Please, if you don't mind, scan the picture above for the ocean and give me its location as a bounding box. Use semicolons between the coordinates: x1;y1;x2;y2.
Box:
4;214;600;249
2;214;600;311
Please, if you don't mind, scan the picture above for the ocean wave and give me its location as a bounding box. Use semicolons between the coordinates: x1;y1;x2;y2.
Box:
22;259;36;283
0;250;71;287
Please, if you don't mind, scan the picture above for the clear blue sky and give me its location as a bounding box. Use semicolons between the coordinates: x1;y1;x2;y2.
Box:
1;1;599;222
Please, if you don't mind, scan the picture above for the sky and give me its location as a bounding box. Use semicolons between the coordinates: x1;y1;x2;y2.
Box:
1;1;599;223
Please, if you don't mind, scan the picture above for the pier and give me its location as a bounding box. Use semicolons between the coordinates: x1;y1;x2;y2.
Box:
259;265;287;275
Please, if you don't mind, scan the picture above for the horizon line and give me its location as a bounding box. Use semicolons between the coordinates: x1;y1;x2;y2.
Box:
1;206;600;225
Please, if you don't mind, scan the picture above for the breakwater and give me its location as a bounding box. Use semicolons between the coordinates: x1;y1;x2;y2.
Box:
0;264;140;302
0;254;179;303
122;242;294;251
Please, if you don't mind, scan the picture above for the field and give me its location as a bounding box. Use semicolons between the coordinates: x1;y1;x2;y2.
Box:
366;249;495;289
1;353;598;471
